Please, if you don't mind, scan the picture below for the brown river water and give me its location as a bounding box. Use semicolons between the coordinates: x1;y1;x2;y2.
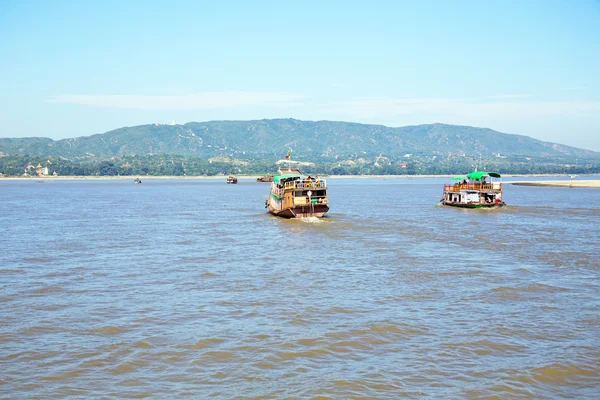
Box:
1;177;599;398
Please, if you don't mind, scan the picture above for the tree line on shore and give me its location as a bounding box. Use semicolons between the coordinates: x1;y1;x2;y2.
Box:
1;154;597;177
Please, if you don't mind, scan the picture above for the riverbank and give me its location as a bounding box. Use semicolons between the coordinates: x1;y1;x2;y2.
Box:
0;175;436;181
0;175;242;181
2;173;593;181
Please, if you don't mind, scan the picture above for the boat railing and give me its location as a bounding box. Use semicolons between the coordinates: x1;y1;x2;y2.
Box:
294;194;328;205
443;182;502;192
283;179;327;190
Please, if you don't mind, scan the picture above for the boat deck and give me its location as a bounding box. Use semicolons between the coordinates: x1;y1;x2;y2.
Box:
444;183;502;192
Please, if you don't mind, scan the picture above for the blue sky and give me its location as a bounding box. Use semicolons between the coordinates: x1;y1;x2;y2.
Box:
1;0;599;150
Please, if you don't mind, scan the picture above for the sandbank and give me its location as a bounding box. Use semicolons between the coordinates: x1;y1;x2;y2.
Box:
509;180;600;188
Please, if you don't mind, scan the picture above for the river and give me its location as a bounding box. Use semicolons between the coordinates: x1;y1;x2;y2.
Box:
1;177;599;398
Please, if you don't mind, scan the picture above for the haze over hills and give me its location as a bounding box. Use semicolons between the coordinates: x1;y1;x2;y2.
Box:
0;119;598;161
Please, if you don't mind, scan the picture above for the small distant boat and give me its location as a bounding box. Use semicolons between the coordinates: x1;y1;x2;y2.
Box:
256;175;274;182
226;176;238;184
265;160;329;218
133;178;142;184
441;171;505;208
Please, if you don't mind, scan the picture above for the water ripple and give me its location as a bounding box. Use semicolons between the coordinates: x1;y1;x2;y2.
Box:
1;178;599;398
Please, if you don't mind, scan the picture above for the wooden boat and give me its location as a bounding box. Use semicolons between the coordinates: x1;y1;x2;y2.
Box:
226;176;238;184
441;171;505;208
266;162;329;218
256;175;274;182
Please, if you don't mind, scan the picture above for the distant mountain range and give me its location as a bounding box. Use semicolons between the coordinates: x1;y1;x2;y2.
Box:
1;119;598;162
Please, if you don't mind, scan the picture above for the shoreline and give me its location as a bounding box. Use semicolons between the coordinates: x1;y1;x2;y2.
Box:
0;175;232;181
0;173;598;181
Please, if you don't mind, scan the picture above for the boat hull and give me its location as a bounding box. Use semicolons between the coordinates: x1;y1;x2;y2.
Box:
267;204;329;218
441;201;505;209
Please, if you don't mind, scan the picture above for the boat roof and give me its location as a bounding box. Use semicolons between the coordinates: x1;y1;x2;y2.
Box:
465;171;502;180
273;174;303;183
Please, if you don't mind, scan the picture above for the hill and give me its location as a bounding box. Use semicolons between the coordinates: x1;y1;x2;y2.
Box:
1;119;599;176
0;119;597;161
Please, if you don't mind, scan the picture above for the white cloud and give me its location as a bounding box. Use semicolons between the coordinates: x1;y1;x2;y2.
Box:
49;91;306;110
50;92;599;120
484;94;531;100
318;96;600;120
559;86;586;92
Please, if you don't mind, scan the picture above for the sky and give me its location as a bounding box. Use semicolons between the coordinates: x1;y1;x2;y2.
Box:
1;0;599;150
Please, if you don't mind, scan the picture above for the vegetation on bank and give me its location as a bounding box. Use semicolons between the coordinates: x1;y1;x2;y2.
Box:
1;154;597;177
2;120;599;177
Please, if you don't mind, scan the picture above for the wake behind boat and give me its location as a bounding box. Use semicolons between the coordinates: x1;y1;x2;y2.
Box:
441;171;505;208
265;159;329;218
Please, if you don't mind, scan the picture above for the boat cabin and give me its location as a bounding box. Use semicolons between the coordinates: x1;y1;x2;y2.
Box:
267;173;329;217
442;171;505;208
266;159;330;218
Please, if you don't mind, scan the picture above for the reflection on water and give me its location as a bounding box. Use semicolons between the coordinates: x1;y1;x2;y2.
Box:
1;178;599;398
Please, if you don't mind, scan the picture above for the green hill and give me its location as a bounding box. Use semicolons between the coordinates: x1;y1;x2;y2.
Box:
1;119;597;160
1;119;599;176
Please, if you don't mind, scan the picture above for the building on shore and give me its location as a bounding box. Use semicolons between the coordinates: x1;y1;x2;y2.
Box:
35;164;49;176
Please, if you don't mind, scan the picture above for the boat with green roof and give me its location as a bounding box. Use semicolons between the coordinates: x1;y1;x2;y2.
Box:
265;160;329;218
441;171;505;208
